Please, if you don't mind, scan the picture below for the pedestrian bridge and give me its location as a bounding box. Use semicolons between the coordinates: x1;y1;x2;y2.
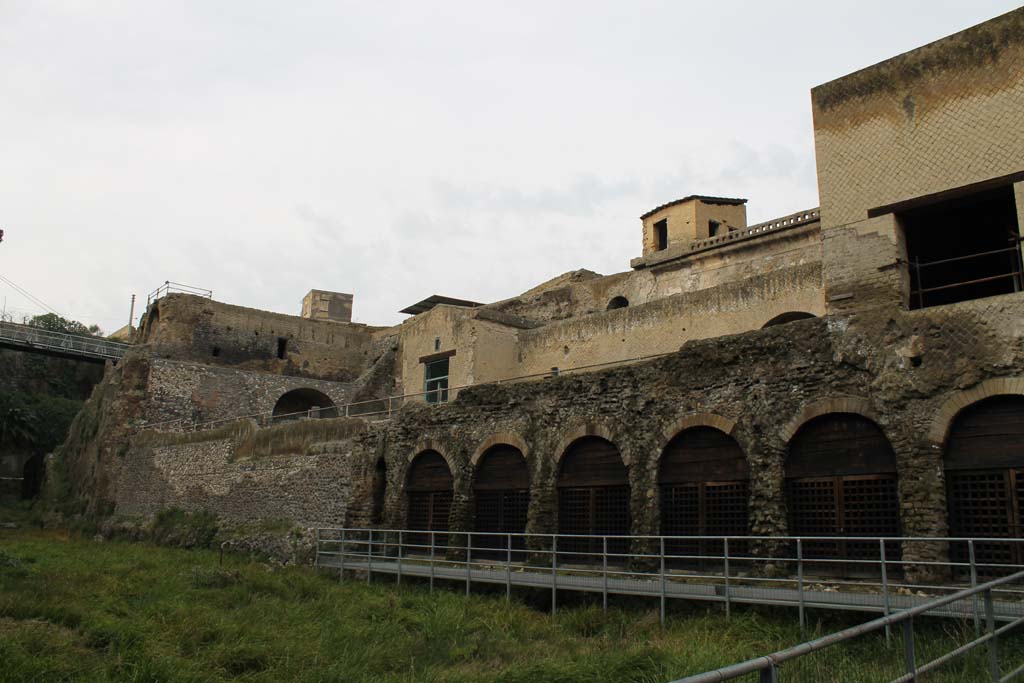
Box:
0;320;129;362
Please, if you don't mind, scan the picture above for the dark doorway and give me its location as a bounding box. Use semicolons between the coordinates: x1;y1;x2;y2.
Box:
370;458;387;525
272;388;338;421
786;414;901;572
557;436;630;562
473;445;530;559
406;450;453;553
659;427;749;568
21;454;45;499
607;296;629;310
945;395;1024;575
902;186;1022;309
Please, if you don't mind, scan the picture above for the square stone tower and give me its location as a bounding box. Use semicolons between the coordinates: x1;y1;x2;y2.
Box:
301;289;354;323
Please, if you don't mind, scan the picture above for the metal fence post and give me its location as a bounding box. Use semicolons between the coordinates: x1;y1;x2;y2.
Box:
551;535;558;616
314;528;321;570
797;538;806;639
430;531;436;593
466;533;472;596
724;538;731;620
970;540;981;637
880;539;892;644
506;533;512;604
339;528;346;582
397;531;403;586
367;529;373;584
984;588;999;683
660;537;667;627
902;618;917;681
759;663;778;683
602;536;609;613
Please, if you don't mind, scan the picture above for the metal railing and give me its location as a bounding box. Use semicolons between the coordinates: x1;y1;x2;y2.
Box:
137;350;681;432
315;529;1024;631
0;320;130;361
910;240;1024;308
673;569;1024;683
146;281;213;307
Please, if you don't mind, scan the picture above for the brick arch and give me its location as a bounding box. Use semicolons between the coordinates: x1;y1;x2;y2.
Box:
657;412;737;455
927;377;1024;447
552;420;630;467
470;431;530;466
406;439;458;475
778;396;879;444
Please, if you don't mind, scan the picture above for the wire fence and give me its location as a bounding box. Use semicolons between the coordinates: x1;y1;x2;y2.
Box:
146;281;212;307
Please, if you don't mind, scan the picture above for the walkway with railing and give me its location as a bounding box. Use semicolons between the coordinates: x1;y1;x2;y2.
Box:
0;320;129;362
315;529;1024;632
146;281;212;307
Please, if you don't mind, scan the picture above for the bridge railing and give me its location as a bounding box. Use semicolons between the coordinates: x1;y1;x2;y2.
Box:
314;528;1024;630
0;321;129;361
672;568;1024;683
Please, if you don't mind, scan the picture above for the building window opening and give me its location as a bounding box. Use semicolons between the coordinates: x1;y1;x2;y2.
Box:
276;337;288;359
655;219;668;251
902;185;1022;309
607;296;629;310
211;346;221;357
709;220;721;237
424;357;449;404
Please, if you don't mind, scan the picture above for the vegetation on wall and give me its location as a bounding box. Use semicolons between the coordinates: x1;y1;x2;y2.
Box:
0;391;83;456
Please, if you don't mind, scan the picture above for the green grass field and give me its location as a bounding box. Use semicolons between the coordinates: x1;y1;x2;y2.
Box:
0;516;1019;682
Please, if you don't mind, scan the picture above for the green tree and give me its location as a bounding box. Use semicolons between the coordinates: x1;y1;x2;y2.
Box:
0;404;37;447
26;313;102;337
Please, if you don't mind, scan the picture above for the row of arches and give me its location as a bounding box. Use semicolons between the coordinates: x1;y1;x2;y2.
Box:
396;396;1024;568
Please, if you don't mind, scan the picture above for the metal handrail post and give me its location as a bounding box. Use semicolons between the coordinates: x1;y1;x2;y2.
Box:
551;535;557;616
602;536;609;613
430;531;436;593
506;533;512;603
397;531;403;586
985;589;999;683
759;664;778;683
902;618;917;681
367;529;373;584
723;538;731;620
339;528;346;582
660;537;667;627
314;528;321;570
970;540;981;637
797;539;806;639
880;539;892;644
466;533;472;596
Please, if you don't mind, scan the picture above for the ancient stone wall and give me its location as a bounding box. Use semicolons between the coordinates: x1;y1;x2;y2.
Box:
139;294;386;382
812;7;1024;230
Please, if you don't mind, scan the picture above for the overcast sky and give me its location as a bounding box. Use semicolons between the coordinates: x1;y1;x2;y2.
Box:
2;1;1019;331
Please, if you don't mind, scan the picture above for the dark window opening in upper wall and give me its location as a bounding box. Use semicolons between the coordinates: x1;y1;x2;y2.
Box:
276;337;288;359
655;219;668;251
903;186;1022;310
211;346;221;357
709;220;721;237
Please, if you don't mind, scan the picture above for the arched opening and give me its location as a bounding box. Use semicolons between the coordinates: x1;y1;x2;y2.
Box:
406;450;453;552
21;454;45;500
945;395;1024;573
786;413;900;571
473;445;530;558
762;311;815;328
370;458;387;525
557;436;630;560
271;388;338;421
607;296;629;310
659;427;749;567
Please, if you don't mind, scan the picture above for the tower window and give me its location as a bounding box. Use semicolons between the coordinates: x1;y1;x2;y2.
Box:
655;219;668;251
709;220;721;237
276;337;288;359
424;358;449;404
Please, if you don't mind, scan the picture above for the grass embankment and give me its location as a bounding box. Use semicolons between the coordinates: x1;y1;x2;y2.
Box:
0;524;1019;682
